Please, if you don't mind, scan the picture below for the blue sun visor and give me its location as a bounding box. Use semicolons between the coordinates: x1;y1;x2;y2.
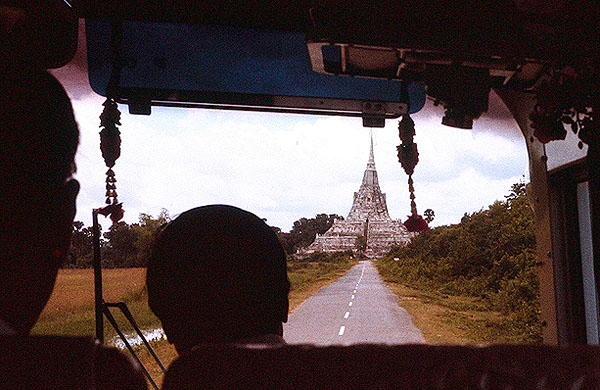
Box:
86;19;426;127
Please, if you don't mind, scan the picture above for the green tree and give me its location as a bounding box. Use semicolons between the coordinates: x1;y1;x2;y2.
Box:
384;181;540;341
65;210;172;268
424;209;435;223
66;221;97;268
280;213;342;254
132;209;170;266
103;221;138;267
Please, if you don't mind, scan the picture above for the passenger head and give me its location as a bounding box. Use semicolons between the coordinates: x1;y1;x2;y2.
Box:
147;205;290;352
0;71;79;334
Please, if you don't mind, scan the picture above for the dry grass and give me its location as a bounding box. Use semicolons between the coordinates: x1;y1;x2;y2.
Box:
135;341;178;388
385;282;514;345
43;268;146;312
32;268;150;336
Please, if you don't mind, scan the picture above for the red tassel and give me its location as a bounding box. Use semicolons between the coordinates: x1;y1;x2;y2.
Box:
96;203;124;225
404;214;429;232
110;207;125;224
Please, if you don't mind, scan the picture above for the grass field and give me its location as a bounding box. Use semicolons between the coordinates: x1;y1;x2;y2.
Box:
377;273;535;345
32;258;355;386
32;268;154;337
383;282;518;344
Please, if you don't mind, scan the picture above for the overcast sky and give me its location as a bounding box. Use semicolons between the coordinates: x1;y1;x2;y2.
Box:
51;25;529;232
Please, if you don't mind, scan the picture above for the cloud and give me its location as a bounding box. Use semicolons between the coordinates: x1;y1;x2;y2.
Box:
386;169;525;227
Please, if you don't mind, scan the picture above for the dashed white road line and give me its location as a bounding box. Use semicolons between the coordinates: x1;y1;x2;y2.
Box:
337;264;366;338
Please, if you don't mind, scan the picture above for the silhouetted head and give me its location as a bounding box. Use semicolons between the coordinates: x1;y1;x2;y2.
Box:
147;205;290;352
0;71;79;334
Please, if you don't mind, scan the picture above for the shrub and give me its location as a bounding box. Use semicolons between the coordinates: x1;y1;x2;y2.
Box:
379;182;541;342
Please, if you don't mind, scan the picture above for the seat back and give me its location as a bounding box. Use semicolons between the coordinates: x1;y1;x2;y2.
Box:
163;343;600;389
0;336;96;389
0;335;146;390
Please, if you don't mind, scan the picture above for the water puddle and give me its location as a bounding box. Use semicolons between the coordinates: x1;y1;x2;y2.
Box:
109;327;166;349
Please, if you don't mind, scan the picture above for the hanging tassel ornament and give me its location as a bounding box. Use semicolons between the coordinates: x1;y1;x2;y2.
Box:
404;176;429;232
397;115;429;233
99;97;124;224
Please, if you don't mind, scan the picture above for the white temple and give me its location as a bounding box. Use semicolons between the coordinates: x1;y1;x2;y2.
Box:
303;135;411;258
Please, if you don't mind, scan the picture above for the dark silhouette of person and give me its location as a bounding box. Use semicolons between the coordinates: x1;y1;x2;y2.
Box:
0;71;80;335
147;205;291;353
0;70;147;389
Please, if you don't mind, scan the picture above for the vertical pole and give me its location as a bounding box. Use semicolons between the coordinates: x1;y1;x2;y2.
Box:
495;89;559;344
92;209;104;343
586;141;600;339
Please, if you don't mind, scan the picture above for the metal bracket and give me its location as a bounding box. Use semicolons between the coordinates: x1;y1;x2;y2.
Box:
361;101;396;128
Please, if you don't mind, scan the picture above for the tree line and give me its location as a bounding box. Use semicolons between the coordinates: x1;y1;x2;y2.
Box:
378;182;541;342
66;209;170;268
274;213;341;255
66;209;340;268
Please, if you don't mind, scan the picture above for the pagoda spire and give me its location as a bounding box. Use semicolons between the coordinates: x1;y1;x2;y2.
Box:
362;131;379;187
367;130;375;169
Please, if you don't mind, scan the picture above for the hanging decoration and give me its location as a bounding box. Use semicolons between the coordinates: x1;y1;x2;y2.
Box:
99;97;124;225
96;20;125;225
397;114;429;232
530;65;599;147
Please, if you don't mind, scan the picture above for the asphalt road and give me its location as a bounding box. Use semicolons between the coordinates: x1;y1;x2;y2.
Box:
284;260;424;345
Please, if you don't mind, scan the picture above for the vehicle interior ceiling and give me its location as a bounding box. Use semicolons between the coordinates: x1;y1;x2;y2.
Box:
5;1;598;135
1;2;569;139
72;0;599;125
